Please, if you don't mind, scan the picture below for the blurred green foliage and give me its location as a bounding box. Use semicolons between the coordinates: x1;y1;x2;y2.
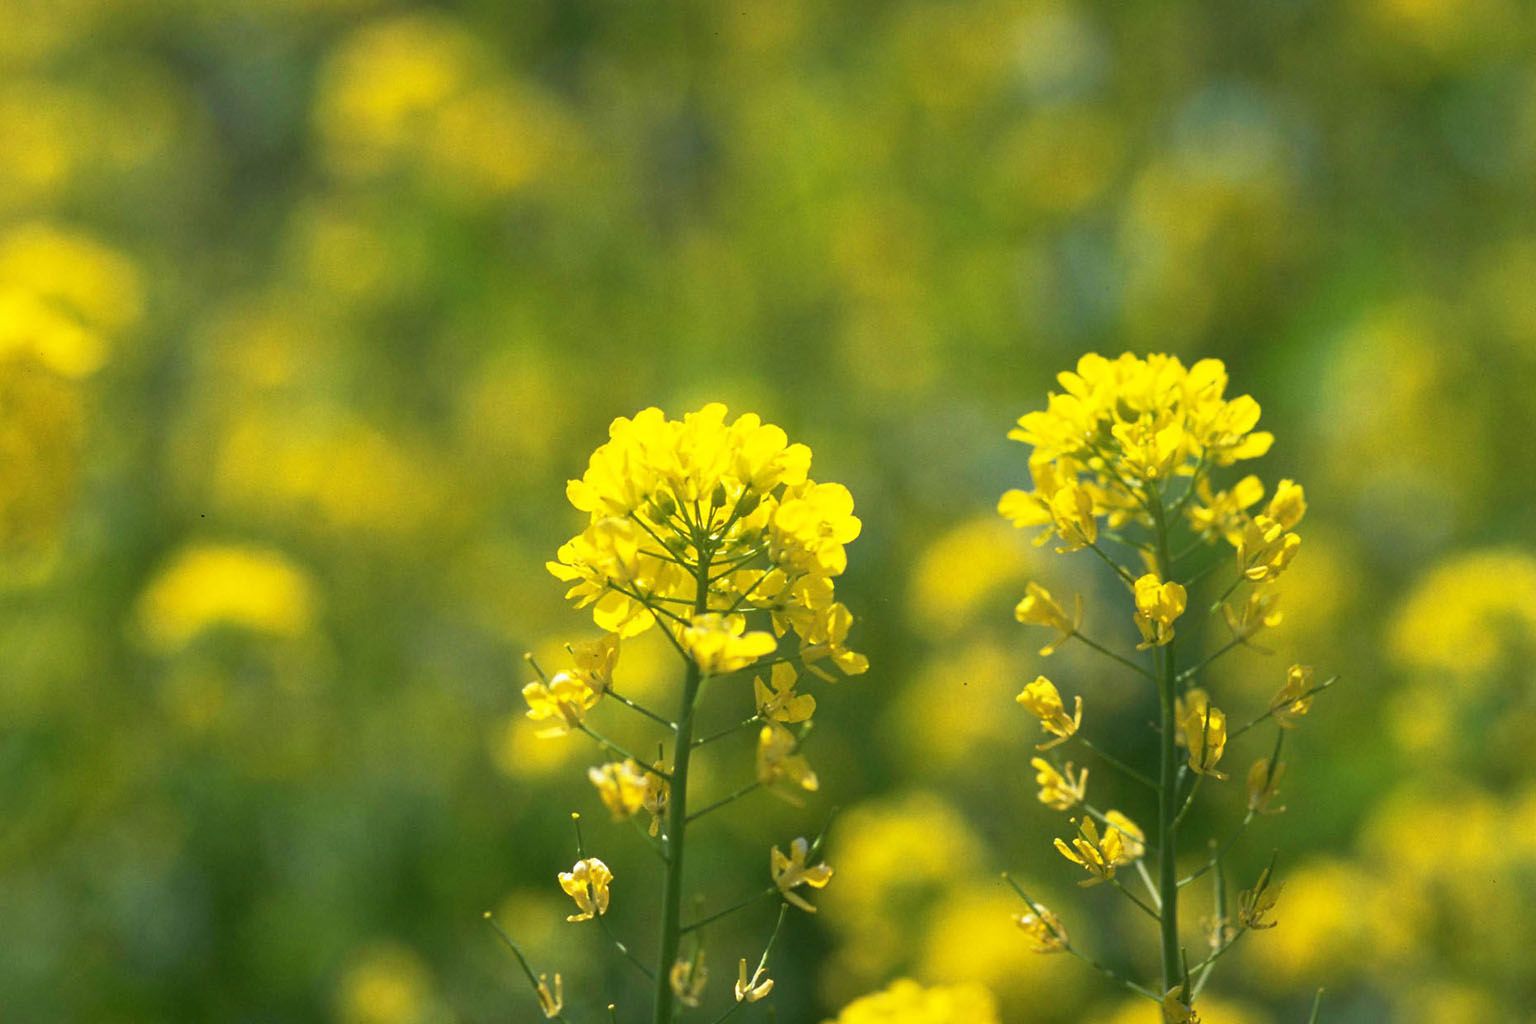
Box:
3;0;1536;1021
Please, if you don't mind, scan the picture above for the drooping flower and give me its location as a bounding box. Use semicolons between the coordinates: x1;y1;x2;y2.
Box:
669;952;708;1008
1133;573;1187;649
535;973;563;1019
770;836;833;912
754;661;815;723
1247;756;1286;815
557;857;612;922
1238;861;1283;929
1031;757;1088;811
1013;582;1081;656
756;722;818;792
522;672;600;739
1015;903;1069;953
1016;676;1082;750
735;959;774;1002
1271;664;1315;727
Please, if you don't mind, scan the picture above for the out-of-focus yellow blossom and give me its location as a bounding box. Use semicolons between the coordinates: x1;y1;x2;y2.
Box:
1133;573;1187;649
1031;757;1088;811
757;721;818;792
908;518;1032;637
1054;815;1139;885
735;959;773;1002
917;885;1082;1006
1015;908;1068;953
549;405;866;674
588;759;667;836
1388;548;1536;679
135;543;318;653
1246;757;1286;815
557;857;612;922
669;952;707;1008
771;836;833;912
1270;664;1315;727
1264;479;1306;531
336;943;434;1024
567;633;620;695
1014;582;1081;656
1237;862;1281;930
1161;988;1199;1023
0;354;83;556
535;973;562;1019
1182;700;1228;779
0;221;144;337
1222;586;1283;640
824;979;1000;1024
755;662;815;723
1103;995;1272;1024
680;613;777;675
1016;675;1082;750
1236;515;1300;583
522;673;599;739
1187;474;1264;543
0;286;103;378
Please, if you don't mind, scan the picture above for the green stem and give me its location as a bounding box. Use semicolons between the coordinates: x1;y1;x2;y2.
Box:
1071;632;1157;683
1150;491;1183;994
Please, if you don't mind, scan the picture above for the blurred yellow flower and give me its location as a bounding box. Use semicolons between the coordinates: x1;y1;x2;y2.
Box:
756;721;818;792
908;517;1032;637
136;543;318;653
336;943;434;1024
1031;757;1088;811
0;221;143;337
557;857;612;922
1015;902;1069;954
522;673;599;740
1389;548;1536;679
669;951;708;1008
771;836;833;913
1270;664;1315;727
588;759;668;836
534;972;562;1019
825;979;1000;1024
755;661;815;723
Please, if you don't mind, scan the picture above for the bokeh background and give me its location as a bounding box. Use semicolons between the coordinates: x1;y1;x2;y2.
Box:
4;0;1536;1021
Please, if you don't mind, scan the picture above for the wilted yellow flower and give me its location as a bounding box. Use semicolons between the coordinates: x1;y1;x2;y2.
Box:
1161;988;1200;1023
735;959;773;1002
587;759;668;836
1247;757;1286;815
1133;573;1187;649
557;857;612;922
757;721;818;791
1031;757;1088;811
1015;903;1069;953
771;836;833;912
754;661;815;723
535;973;563;1019
1016;676;1082;750
1223;585;1283;640
522;672;599;739
1014;582;1081;656
1238;862;1282;930
669;951;707;1008
680;613;777;675
827;979;1000;1024
135;543;318;653
1182;700;1228;779
1271;664;1315;727
1237;514;1300;583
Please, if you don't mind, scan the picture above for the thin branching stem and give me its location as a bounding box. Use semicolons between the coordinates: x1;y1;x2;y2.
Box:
681;887;777;935
687;780;765;824
1072;735;1159;791
1003;874;1160;1001
1227;677;1339;742
576;725;672;782
1178;812;1255;888
1071;632;1158;683
483;914;571;1024
606;689;677;731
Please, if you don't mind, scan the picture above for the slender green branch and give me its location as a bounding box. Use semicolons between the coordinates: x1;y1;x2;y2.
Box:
1084;539;1138;587
681;887;777;935
1177;635;1248;684
576;725;672;782
1307;989;1326;1023
598;912;655;980
706;903;792;1024
606;689;677;731
1172;774;1203;831
1110;876;1163;922
1227;677;1339;741
692;715;762;749
1072;735;1159;790
1207;573;1246;614
483;914;571;1024
1149;484;1183;994
687;780;765;824
1178;812;1255;888
1071;632;1157;683
1003;873;1159;1001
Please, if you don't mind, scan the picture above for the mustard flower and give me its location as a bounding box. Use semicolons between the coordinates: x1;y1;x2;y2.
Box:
735;960;774;1002
1236;514;1300;583
1046;481;1099;552
1031;757;1088;811
756;722;818;792
1238;862;1282;930
771;836;833;912
558;857;612;922
1161;988;1200;1023
1187;474;1263;543
1247;757;1286;815
1271;663;1315;727
567;632;620;694
1182;700;1228;779
680;613;777;675
1054;816;1130;886
1265;478;1307;531
800;600;870;680
1015;903;1069;953
535;973;563;1019
669;952;708;1008
1133;573;1187;649
1014;582;1081;656
1223;585;1283;640
1016;675;1082;750
588;759;668;836
754;662;815;723
1102;809;1146;862
522;672;599;739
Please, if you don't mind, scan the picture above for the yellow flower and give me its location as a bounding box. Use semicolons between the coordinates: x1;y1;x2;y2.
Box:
799;601;870;680
1271;664;1315;727
756;722;819;792
1161;988;1200;1023
1054;816;1133;885
1222;586;1283;640
669;952;708;1008
1247;757;1286;815
135;543;318;653
735;959;774;1002
1016;676;1082;750
1031;757;1088;811
1102;810;1146;861
1237;514;1300;582
535;973;563;1019
827;979;1000;1024
1182;700;1228;779
1046;481;1099;552
1265;479;1306;531
754;661;816;723
771;836;834;912
1015;904;1069;953
1133;573;1187;649
557;857;612;922
679;613;777;675
522;672;600;739
1014;582;1081;656
1187;474;1264;543
568;632;620;694
587;759;668;836
1238;864;1282;930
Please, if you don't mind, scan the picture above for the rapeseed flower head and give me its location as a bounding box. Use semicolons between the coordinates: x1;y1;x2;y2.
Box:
1054;815;1141;885
771;836;833;912
1271;664;1315;727
1237;514;1300;583
754;662;815;723
1015;903;1069;953
1016;676;1082;750
1133;573;1186;649
587;759;668;836
679;613;777;675
557;857;612;922
1014;582;1081;656
522;672;600;739
757;722;818;792
1031;757;1088;811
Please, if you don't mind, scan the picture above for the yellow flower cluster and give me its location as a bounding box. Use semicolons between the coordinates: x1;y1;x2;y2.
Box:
549;404;867;681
